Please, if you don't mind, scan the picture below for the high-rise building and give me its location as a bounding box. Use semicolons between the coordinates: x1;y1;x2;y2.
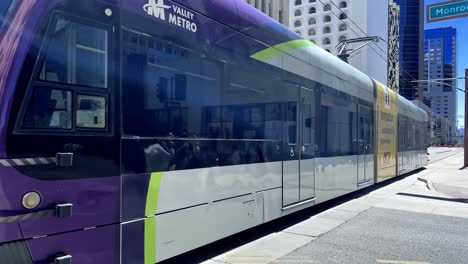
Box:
244;0;289;25
434;117;450;145
423;27;458;144
388;0;400;92
288;0;389;85
393;0;424;101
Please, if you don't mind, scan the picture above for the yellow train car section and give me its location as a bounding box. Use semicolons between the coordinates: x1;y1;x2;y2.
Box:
374;80;398;183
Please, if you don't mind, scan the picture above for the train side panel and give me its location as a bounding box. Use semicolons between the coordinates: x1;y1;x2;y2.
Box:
374;80;398;183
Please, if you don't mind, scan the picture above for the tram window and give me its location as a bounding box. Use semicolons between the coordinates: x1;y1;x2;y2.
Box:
265;103;282;140
122;29;221;138
76;95;106;129
0;0;13;29
226;65;280;140
287;102;297;144
22;88;72;129
18;15;111;133
122;26;284;141
39;18;108;88
303;104;312;145
319;90;356;157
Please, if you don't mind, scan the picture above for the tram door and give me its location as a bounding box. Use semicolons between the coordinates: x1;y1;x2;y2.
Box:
283;85;316;207
357;105;374;184
399;117;407;173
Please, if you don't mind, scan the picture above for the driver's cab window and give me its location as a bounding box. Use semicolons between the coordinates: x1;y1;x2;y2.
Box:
18;14;111;132
39;18;108;88
23;88;72;129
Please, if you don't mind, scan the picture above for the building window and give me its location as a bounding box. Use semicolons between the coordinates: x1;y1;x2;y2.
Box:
295;9;302;16
325;49;331;53
339;24;347;31
295;0;302;5
324;15;331;23
338;36;346;42
443;86;452;92
310;39;316;44
309;7;316;14
323;38;331;45
309;29;316;36
309;17;316;25
339;1;347;8
295;20;302;27
310;0;316;2
323;26;331;34
339;13;348;20
324;4;331;11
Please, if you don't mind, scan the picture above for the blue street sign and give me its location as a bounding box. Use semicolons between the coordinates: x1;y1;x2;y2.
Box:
427;0;468;23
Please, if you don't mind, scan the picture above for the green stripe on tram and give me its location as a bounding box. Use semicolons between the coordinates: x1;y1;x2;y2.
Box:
144;172;163;264
251;39;315;62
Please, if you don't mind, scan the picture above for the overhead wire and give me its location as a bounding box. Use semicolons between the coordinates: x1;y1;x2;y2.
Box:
310;0;419;88
328;0;420;84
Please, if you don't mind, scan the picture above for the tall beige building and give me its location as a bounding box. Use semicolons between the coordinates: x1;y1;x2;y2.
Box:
245;0;289;25
388;0;400;93
290;0;389;85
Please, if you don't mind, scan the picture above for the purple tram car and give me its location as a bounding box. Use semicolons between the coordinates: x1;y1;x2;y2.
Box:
0;0;427;263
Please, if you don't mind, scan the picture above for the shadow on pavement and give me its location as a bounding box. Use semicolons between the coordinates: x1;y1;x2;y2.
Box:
397;192;468;204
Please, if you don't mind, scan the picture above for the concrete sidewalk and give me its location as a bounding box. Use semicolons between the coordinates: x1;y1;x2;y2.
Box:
201;149;468;264
419;150;468;199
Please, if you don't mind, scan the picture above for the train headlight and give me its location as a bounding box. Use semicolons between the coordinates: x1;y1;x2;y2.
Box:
105;8;113;17
22;192;41;209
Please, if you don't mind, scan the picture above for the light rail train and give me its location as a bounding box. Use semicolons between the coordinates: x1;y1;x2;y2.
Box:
0;0;428;263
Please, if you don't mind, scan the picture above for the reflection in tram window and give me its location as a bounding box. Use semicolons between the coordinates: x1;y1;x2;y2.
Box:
39;18;108;88
287;102;297;144
22;88;72;129
319;88;358;157
302;104;312;145
76;95;106;129
122;29;284;141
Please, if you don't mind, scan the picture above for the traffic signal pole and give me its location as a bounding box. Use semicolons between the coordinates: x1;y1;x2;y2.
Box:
465;69;468;168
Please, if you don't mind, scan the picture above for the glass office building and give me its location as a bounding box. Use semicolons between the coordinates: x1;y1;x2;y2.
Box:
423;27;457;143
393;0;424;100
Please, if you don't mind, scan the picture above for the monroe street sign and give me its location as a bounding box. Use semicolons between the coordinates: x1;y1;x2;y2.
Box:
427;0;468;23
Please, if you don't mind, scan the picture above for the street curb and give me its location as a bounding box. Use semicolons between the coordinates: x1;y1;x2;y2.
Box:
417;177;437;193
431;150;454;155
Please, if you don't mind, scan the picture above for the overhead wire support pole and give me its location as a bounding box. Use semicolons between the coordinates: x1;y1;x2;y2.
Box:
410;80;466;93
412;77;468;82
336;36;385;63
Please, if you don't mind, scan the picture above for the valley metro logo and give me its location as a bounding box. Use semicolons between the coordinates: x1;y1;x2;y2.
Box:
143;0;171;20
142;0;198;33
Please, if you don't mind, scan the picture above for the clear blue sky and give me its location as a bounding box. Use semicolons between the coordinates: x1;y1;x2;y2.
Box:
425;0;467;129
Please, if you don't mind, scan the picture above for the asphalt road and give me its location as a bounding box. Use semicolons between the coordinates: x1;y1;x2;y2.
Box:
276;207;468;264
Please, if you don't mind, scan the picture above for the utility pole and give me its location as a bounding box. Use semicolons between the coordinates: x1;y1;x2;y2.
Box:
465;69;468;168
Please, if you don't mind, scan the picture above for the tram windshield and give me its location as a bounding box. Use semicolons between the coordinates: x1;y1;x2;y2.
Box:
0;0;13;29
